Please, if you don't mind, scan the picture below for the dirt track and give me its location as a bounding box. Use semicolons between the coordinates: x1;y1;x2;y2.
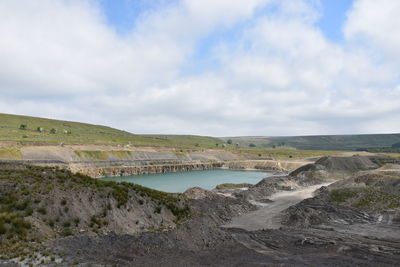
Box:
222;183;333;230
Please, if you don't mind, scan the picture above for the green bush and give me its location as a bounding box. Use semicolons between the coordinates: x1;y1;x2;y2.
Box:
154;206;161;214
353;188;400;210
329;189;357;203
48;220;55;227
62;228;73;236
37;207;47;215
0;222;6;235
24;207;33;216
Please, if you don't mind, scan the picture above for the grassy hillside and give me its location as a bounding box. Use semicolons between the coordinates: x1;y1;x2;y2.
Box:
145;134;223;148
223;134;400;151
3;112;398;153
0;113;222;148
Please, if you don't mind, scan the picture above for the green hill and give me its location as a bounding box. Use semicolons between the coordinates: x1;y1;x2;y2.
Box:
222;134;400;151
2;113;399;151
0;113;222;148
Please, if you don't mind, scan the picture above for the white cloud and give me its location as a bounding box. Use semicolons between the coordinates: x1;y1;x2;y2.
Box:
0;0;399;136
345;0;400;63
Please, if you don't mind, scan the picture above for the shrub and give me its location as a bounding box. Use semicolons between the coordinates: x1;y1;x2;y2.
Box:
24;207;33;216
90;216;100;228
154;206;161;214
0;222;6;235
62;228;73;236
37;207;47;215
111;185;129;208
330;189;357;203
15;199;30;211
48;220;55;227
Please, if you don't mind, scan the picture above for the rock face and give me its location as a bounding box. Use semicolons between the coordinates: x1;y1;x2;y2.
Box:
2;145;311;178
73;162;224;178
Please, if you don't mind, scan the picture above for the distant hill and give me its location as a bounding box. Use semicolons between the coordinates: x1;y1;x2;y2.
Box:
222;134;400;151
0;113;222;148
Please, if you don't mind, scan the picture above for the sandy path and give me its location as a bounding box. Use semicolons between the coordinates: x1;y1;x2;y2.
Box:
222;183;332;231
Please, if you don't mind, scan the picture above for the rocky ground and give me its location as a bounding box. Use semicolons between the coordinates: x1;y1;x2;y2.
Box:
1;155;400;266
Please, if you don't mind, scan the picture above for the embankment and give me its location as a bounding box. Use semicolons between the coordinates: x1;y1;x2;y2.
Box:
0;145;310;177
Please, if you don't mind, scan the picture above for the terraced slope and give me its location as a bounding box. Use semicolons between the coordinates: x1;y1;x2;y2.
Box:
223;134;400;151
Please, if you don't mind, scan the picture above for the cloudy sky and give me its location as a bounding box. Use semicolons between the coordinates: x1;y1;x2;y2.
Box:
0;0;399;136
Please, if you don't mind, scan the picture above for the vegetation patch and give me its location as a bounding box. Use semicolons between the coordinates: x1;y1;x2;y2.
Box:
0;187;36;258
329;189;358;203
129;184;191;222
0;148;21;159
74;151;109;161
352;188;400;210
0;162;192;259
329;187;400;211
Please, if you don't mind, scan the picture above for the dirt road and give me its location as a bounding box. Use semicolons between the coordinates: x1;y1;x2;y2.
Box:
222;183;332;231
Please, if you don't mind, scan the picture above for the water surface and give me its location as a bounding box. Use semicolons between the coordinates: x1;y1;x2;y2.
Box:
101;169;270;193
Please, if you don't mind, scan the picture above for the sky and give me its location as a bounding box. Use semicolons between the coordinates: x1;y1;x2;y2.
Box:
0;0;399;136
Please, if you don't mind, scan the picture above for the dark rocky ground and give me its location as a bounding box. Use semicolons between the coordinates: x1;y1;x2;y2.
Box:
1;155;400;266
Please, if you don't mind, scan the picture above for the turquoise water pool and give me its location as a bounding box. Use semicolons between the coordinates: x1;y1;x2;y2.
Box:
101;169;270;193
